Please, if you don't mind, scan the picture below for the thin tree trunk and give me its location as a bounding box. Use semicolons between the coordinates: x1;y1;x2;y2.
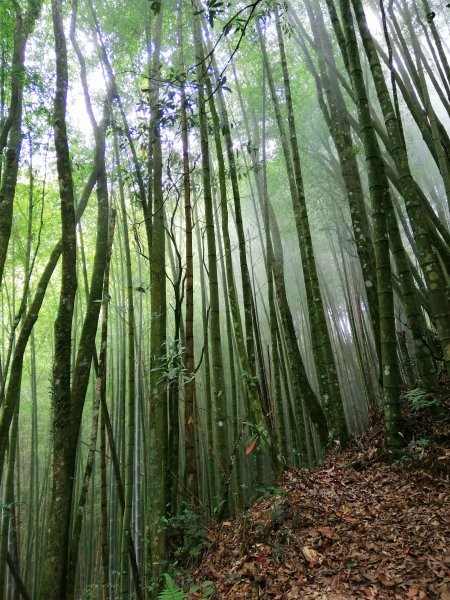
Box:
178;3;199;505
148;6;168;575
0;0;43;285
192;10;228;511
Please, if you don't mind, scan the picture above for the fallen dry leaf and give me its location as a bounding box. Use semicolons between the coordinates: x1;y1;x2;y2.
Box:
301;546;323;566
317;525;334;539
378;573;396;587
363;586;377;597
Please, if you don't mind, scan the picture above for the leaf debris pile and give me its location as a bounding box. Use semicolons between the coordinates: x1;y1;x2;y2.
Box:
194;409;450;599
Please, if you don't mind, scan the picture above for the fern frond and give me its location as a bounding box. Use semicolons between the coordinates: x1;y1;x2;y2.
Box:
157;573;185;600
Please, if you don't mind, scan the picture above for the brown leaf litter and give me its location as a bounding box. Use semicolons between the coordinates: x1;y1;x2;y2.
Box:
192;398;450;599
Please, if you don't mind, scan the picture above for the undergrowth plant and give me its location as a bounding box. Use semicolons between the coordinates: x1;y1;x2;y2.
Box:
395;435;431;466
167;508;209;565
157;574;215;599
401;388;441;413
408;437;430;461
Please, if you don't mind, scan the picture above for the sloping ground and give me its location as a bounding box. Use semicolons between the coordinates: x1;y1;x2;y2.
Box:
194;404;450;599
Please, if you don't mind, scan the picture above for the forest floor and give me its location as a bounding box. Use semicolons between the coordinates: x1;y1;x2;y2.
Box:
192;386;450;599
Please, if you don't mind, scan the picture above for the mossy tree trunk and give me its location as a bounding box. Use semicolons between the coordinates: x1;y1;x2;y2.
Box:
147;7;168;577
38;0;78;595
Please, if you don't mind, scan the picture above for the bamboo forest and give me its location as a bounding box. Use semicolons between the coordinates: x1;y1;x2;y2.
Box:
0;0;449;597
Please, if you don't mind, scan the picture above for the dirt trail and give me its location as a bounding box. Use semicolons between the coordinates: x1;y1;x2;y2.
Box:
194;420;450;599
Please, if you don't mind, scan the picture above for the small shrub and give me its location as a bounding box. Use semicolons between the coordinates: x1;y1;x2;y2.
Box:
167;508;208;565
394;437;431;467
401;388;441;413
408;437;430;461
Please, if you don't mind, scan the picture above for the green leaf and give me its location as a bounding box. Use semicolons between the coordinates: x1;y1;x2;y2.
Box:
188;581;216;597
157;573;185;600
